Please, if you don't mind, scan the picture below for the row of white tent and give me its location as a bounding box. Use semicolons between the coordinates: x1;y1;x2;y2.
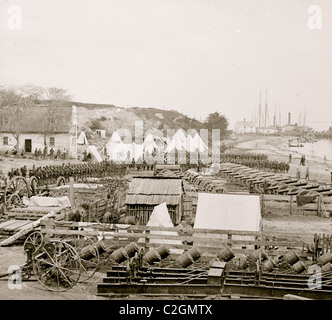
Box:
77;129;208;162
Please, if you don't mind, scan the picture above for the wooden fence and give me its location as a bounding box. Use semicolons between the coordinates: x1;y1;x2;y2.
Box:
40;219;317;259
262;194;332;216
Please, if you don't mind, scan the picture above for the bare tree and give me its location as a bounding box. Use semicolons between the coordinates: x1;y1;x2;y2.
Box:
0;84;72;151
0;84;39;151
43;87;72;147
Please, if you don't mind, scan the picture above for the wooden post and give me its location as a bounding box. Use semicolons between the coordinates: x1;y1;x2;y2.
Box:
261;194;265;216
69;177;74;208
318;196;322;217
145;229;150;250
290;195;293;215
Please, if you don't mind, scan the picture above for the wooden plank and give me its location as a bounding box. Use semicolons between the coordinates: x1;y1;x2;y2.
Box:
3;220;31;230
0;220;21;228
39;220;313;240
41;228;307;248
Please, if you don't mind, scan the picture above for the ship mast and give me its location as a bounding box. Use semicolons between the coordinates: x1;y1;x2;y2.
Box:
258;89;261;128
264;89;268;127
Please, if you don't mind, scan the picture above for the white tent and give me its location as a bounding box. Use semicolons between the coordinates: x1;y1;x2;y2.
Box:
86;145;103;162
143;133;158;153
77;131;89;145
110;131;122;143
185;135;197;153
175;129;187;144
193;133;208;152
106;131;125;161
193;193;262;249
165;134;185;152
138;202;183;254
122;142;144;161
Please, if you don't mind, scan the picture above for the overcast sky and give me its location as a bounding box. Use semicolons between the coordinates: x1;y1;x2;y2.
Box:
1;0;332;130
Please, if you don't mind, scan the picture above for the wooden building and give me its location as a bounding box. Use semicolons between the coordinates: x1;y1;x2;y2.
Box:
125;176;184;225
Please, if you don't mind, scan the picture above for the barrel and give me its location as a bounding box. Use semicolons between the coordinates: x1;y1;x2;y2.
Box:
143;250;161;265
217;246;235;262
95;240;108;255
248;248;268;262
124;242;139;258
156;245;171;260
262;258;276;272
187;246;202;261
175;252;194;268
110;247;129;264
292;260;305;274
283;250;300;265
236;257;248;269
321;262;332;273
79;245;97;260
317;253;332;266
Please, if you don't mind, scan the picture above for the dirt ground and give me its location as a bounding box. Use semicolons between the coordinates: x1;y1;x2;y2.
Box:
0;136;331;299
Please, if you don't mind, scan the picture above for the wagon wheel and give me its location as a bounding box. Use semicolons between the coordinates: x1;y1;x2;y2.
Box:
23;231;43;254
61;234;100;282
56;176;66;187
7;194;21;206
29;176;39;196
32;240;81;292
4;176;30;205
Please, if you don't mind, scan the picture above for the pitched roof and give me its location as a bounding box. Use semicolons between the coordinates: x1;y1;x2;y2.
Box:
234;121;256;129
0;105;73;133
125;177;183;205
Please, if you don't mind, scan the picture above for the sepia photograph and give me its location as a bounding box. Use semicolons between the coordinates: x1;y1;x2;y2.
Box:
0;0;331;309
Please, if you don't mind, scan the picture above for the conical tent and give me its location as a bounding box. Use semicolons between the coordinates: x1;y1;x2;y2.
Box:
77;131;89;145
193;133;208;152
165;134;185;152
175;129;187;144
106;131;125;161
86;145;103;162
138;202;183;254
185;135;197;153
143;134;158;153
110;131;122;143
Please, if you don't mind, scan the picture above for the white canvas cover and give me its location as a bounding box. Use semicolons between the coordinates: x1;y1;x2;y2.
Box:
86;145;103;162
138;202;183;254
77;131;89;145
193;193;261;249
25;196;71;207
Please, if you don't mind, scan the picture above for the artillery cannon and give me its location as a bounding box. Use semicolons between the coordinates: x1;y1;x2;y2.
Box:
0;175;66;206
0;231;102;291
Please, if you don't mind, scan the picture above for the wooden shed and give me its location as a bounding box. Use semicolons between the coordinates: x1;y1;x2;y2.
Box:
125;177;184;225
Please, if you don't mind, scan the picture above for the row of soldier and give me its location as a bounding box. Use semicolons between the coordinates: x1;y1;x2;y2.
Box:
8;161;130;186
220;152;290;173
33;147;69;160
221;152;269;161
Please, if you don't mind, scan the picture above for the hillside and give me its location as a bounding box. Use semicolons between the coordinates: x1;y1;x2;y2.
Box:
70;101;204;139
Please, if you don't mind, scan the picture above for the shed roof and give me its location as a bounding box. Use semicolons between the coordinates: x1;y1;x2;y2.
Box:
125;177;183;205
